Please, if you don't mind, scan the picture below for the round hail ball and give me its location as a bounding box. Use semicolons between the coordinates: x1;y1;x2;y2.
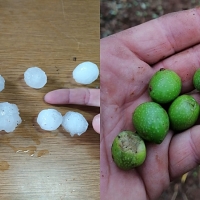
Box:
0;75;5;92
62;111;88;136
73;61;99;84
24;66;47;89
0;102;22;133
37;109;63;131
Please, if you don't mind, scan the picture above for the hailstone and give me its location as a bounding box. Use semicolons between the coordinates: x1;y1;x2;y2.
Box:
0;75;5;92
37;109;63;131
62;111;88;136
0;102;22;132
72;61;99;84
24;67;47;89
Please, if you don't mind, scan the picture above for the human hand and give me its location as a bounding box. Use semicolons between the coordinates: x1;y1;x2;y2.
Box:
44;88;100;133
101;8;200;200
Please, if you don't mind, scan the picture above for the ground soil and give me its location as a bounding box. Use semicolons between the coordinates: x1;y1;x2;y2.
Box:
101;1;200;199
100;0;199;38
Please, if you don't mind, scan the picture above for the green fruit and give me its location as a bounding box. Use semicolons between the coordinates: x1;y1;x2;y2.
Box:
132;102;169;144
168;95;199;131
111;131;146;170
149;68;181;104
193;69;200;91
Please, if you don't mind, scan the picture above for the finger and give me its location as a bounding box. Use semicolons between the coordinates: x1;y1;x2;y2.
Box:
113;8;200;64
137;132;173;200
169;125;200;180
92;114;100;134
44;88;100;107
168;93;200;179
153;43;200;93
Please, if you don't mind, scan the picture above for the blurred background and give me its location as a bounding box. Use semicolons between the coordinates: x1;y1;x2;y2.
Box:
101;0;200;38
101;1;200;199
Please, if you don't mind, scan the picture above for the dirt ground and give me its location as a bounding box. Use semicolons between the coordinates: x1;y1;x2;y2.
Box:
101;1;200;200
100;0;199;38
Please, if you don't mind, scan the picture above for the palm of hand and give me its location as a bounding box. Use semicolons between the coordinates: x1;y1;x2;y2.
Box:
101;37;171;200
100;10;200;199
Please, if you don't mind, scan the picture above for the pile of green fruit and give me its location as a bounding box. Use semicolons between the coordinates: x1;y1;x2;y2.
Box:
111;68;200;170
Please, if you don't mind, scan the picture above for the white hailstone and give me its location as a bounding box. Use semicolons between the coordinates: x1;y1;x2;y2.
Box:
24;66;47;89
37;109;63;131
0;102;22;133
0;75;5;92
62;111;88;136
72;61;99;84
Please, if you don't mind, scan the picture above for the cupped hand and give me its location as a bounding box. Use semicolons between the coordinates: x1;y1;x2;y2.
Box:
44;88;100;133
101;8;200;200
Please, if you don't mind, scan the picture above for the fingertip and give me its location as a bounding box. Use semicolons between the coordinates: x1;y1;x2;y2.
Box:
44;91;53;103
92;114;100;134
169;125;200;180
44;93;49;102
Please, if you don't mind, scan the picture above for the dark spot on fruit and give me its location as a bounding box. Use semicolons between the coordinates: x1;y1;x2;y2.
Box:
111;131;146;170
160;68;165;71
149;86;152;92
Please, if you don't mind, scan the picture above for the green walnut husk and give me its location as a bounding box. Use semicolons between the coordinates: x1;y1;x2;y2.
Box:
111;131;146;170
193;69;200;91
132;102;169;144
149;68;181;104
168;95;200;131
